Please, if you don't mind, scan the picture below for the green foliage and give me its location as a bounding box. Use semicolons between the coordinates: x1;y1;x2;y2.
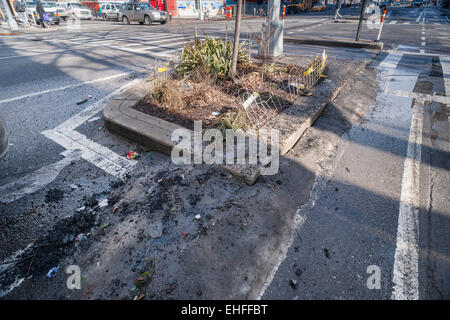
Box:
177;37;249;79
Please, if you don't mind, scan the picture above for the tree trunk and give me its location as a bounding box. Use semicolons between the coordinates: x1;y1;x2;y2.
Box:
231;0;243;77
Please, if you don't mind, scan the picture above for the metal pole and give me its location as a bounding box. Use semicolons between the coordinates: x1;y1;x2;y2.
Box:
355;0;369;41
376;7;386;41
268;0;283;57
231;0;242;76
1;0;18;30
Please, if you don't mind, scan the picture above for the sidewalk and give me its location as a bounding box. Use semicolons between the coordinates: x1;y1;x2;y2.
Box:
0;22;56;35
284;35;383;50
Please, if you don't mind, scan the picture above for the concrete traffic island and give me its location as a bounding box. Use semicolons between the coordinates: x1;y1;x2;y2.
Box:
103;54;373;185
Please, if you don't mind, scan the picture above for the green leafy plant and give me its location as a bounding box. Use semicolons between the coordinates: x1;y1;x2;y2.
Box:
177;37;249;79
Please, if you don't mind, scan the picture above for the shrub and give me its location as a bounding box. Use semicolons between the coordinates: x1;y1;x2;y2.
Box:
177;37;249;79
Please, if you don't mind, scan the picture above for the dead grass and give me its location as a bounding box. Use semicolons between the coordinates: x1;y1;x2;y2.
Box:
137;61;302;132
151;79;184;111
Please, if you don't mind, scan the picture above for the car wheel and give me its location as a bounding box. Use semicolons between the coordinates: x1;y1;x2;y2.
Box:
144;15;151;25
160;21;166;24
103;14;108;21
122;16;130;24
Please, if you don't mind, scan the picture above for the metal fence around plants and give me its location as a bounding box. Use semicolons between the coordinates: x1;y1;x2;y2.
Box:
240;50;328;131
238;89;293;131
288;49;328;94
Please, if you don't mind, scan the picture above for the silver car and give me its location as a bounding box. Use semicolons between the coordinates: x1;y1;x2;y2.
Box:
0;115;8;160
101;3;120;21
118;2;168;25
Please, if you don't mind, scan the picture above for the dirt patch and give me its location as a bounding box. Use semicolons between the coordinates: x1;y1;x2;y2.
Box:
133;62;301;130
44;188;64;203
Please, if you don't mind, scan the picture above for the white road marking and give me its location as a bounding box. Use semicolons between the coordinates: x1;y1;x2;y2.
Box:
421;37;425;41
438;56;450;95
404;22;410;25
416;12;423;23
382;52;422;300
42;130;135;179
383;89;450;105
390;21;397;24
0;34;189;60
421;42;426;46
43;78;141;179
0;72;131;105
0;150;80;203
392;99;423;300
53;78;141;133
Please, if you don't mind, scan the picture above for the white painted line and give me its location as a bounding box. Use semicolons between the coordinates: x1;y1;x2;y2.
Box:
40;78;142;179
421;37;425;40
416;12;423;23
383;89;450;104
42;129;135;179
385;50;450;59
296;29;304;32
420;49;425;54
0;34;188;60
392;99;423;300
421;42;426;46
390;21;397;24
53;78;141;133
0;150;80;203
439;56;450;96
381;49;422;300
0;72;131;105
404;22;410;25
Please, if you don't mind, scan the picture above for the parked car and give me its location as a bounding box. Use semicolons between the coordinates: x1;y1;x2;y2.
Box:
0;115;8;161
118;2;168;25
25;0;61;25
411;0;423;7
60;2;93;20
49;1;70;21
311;1;326;11
101;2;120;21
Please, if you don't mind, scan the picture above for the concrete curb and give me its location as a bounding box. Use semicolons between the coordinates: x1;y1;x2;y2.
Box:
103;78;261;185
284;36;383;50
279;59;369;155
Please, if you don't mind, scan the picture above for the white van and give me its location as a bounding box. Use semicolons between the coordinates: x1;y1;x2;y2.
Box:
60;2;93;20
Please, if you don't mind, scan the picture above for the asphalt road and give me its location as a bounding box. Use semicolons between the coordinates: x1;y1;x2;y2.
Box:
0;5;448;299
263;5;450;299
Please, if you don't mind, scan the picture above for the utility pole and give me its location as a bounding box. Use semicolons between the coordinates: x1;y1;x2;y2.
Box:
263;0;283;58
1;0;19;31
355;0;369;41
231;0;242;76
196;0;203;20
